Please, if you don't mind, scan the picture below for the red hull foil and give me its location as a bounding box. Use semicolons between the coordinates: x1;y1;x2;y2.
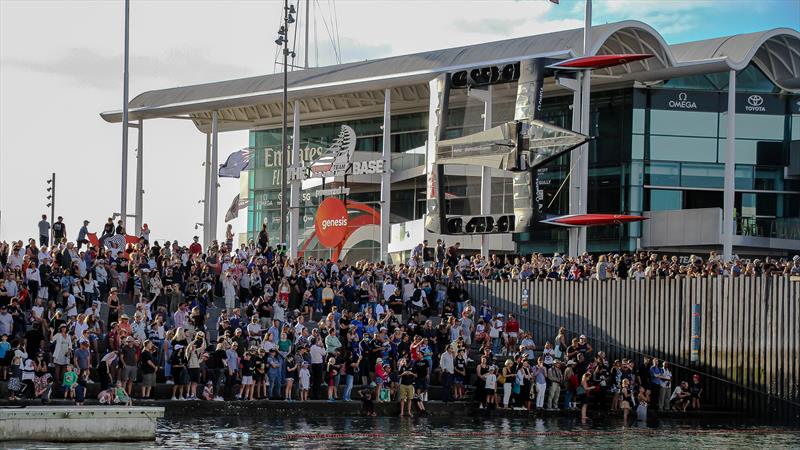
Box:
548;54;653;70
541;214;647;227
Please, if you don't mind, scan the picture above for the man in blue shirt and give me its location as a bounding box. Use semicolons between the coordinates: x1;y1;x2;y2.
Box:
649;357;664;406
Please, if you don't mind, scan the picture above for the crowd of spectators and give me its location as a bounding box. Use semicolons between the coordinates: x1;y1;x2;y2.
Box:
0;215;793;420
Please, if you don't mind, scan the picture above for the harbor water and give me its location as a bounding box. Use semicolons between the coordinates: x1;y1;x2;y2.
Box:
1;416;798;449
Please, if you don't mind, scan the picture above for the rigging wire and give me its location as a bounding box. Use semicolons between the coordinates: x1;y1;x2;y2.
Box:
330;0;342;63
314;5;319;67
314;0;340;64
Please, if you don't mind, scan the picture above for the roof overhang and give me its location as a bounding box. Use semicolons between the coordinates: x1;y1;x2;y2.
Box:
99;21;800;134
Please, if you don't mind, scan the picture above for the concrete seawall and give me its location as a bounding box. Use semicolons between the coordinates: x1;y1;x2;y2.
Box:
0;399;746;421
0;406;164;442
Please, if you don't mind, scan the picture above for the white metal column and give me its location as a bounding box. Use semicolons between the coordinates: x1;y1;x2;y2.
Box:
576;0;592;256
568;73;582;257
289;100;301;258
381;89;392;263
723;70;736;261
203;133;211;247
577;69;591;255
134;120;143;233
209;111;219;245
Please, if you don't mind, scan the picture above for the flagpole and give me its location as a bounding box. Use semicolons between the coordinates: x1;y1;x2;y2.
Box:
120;0;130;228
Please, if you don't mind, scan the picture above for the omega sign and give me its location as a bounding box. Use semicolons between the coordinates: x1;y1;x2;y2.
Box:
668;92;698;110
745;94;766;112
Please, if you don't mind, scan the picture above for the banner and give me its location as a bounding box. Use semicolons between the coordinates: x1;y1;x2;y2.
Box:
219;148;251;178
224;194;250;222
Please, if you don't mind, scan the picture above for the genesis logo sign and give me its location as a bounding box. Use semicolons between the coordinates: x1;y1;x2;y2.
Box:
745;94;766;112
668;92;697;110
314;197;348;248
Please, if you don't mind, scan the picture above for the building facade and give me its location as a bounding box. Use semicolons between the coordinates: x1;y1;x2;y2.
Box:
101;21;800;262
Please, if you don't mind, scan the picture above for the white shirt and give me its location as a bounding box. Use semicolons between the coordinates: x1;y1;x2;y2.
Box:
310;344;326;364
484;373;497;389
382;283;396;301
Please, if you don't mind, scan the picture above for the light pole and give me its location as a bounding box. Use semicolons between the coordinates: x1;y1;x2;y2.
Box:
121;0;130;228
46;173;56;245
276;2;296;249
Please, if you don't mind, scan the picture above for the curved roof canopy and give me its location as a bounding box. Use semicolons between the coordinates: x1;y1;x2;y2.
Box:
100;20;800;133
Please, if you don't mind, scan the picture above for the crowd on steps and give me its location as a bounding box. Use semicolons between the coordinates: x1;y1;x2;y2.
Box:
2;215;790;419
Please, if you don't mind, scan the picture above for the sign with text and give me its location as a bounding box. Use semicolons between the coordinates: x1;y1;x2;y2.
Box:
315;197;349;248
734;93;784;115
650;89;720;113
288;125;386;182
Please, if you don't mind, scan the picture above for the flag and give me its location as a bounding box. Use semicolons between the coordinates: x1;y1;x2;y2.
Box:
224;194;250;222
218;148;251;178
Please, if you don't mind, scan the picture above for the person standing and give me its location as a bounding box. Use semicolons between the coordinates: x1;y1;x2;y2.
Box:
649;357;663;410
38;215;50;247
546;360;564;411
439;344;455;403
140;340;158;399
52;216;66;244
76;220;90;251
659;361;672;411
310;338;326;400
398;358;416;417
434;239;446;269
531;357;548;410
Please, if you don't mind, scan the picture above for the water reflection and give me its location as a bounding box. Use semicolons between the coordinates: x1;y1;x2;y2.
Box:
2;416;799;450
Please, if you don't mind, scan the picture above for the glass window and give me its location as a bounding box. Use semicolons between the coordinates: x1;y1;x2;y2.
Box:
740;192;757;217
792;116;800;140
684;190;723;210
720;112;785;140
628;186;643;212
630;160;644;186
649;110;718;137
718;139;784;165
650;136;717;163
756;193;778;216
662;73;722;90
632;109;645;134
644;162;679;186
736;165;753;190
632;134;644;160
681;163;724;188
755;168;784;191
734;64;781;93
646;189;682;211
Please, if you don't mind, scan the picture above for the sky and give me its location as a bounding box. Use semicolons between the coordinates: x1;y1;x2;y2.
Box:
1;0;798;244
